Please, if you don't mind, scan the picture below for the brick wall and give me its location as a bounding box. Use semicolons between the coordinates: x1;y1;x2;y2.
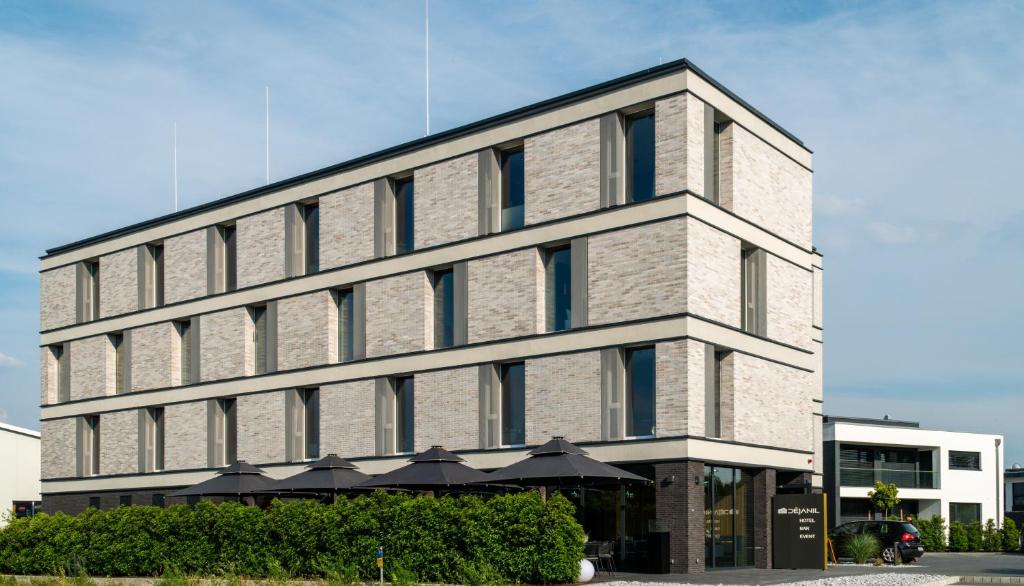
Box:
40;346;57;405
200;308;252;381
99;410;137;475
40;265;76;331
767;254;813;350
719;123;812;249
164;230;207;304
686;217;741;328
319;183;375;271
414;367;478;451
414;154;478;249
654;340;687;437
237;207;286;289
40;418;76;479
685;341;707;437
277;291;336;371
588;219;686;325
43;488;189;514
731;352;814;452
365;272;430;357
99;248;138;317
467;249;543;344
237;390;285;464
70;335;113;400
655;93;705;197
164;400;207;470
654;460;705;573
524;119;600;225
524;351;601;445
320;380;375;459
130;322;178;391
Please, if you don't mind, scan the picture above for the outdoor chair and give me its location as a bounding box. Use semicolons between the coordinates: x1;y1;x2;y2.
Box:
584;541;601;571
597;541;616;575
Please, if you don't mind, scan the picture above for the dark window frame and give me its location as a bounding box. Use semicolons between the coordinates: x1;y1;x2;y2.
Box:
500;147;525;232
394;177;415;255
303;202;320;274
432;268;455;349
500;362;526;447
624;346;656;438
948;450;981;471
625;110;655;203
395;376;415;455
544;245;572;332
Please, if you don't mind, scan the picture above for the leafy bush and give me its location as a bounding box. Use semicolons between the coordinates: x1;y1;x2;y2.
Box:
917;515;947;552
983;519;1003;552
0;492;584;583
1003;517;1021;552
949;522;969;551
967;521;984;552
845;533;881;564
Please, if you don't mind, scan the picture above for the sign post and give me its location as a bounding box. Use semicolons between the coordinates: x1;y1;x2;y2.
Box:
377;547;383;585
772;493;827;570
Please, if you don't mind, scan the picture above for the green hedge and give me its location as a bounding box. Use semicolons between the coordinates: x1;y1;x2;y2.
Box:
923;517;1020;553
0;491;585;583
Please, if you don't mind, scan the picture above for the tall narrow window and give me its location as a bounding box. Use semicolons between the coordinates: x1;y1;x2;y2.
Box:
626;111;655;203
177;319;196;385
150;244;165;307
500;363;525;447
625;346;656;438
111;333;125;394
53;344;70;403
142;407;165;472
80;414;100;476
303;202;319;274
433;268;454;349
545;246;572;332
252;305;268;375
210;398;237;467
302;388;320;460
223;398;237;465
78;260;100;322
395;178;415;255
710;119;728;204
500;148;525;231
395;376;415;454
337;289;355;362
741;247;766;336
223;225;237;291
706;349;727;439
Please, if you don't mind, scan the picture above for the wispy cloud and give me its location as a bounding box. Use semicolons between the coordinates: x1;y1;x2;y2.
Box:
0;352;23;368
866;221;919;245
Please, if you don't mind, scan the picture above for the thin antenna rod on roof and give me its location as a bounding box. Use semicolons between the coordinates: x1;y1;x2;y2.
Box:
265;86;271;185
425;0;430;136
173;122;179;212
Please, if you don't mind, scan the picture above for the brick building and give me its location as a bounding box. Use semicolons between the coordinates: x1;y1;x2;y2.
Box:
37;59;822;573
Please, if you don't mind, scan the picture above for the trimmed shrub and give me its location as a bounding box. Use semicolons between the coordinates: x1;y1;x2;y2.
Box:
983;519;1003;552
917;515;947;552
845;532;881;564
949;522;969;552
0;491;584;583
967;521;984;552
1003;517;1021;552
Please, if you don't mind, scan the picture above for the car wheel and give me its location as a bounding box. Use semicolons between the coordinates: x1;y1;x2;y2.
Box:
882;547;896;564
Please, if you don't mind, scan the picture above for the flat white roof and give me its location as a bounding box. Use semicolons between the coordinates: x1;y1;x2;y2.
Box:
0;421;41;439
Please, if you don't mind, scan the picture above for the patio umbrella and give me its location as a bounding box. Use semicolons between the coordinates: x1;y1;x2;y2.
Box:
478;437;650;486
262;453;370;495
357;446;491;491
170;460;275;497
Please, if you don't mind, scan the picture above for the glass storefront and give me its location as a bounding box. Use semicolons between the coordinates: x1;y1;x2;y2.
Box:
704;465;754;569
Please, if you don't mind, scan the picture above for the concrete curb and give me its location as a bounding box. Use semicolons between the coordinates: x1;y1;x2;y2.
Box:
952;578;1024;584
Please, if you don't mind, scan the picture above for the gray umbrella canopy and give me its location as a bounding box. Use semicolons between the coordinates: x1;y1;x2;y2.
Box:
357;446;490;490
170;461;275;497
263;454;371;494
479;437;650;486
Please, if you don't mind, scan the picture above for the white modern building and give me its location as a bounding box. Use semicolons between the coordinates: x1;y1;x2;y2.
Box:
1006;465;1024;515
824;416;1004;528
0;422;41;527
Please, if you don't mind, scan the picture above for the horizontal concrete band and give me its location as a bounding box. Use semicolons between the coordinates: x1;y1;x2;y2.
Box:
40;313;816;421
40;192;816;346
40;436;814;494
41;69;811;271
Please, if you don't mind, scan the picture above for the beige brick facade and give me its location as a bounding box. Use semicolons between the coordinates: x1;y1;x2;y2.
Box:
365;272;430;357
686;218;741;328
467;249;543;344
130;322;179;391
164;401;207;470
655;93;705;197
414;367;478;451
277;291;336;371
40;265;76;331
767;254;813;350
654;340;688;437
319;183;375;271
40;418;76;479
69;335;113;401
200;308;252;382
40;346;57;405
524;119;600;225
237;391;285;464
237;207;286;289
320;381;375;458
588;219;686;325
99;410;138;475
730;352;814;452
525;351;601;445
414;154;478;249
164;230;207;305
99;248;138;318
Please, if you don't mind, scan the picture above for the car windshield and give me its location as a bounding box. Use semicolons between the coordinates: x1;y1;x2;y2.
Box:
901;523;920;535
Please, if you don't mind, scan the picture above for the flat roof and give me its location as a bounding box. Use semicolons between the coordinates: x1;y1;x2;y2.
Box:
824;415;920;429
43;58;807;259
0;421;41;439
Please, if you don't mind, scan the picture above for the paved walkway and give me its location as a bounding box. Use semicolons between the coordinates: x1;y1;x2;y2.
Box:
593;553;1024;585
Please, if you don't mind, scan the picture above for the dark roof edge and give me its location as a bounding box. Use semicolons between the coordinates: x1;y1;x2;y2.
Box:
43;57;808;258
823;415;920;429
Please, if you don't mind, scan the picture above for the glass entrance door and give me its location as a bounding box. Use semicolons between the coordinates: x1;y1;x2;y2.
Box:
704;465;754;569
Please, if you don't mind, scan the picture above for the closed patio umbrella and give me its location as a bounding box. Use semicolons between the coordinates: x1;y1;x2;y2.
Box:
262;453;370;496
478;437;650;486
357;446;491;491
170;460;275;498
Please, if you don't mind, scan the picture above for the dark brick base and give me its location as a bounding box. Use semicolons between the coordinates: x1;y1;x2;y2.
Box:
653;461;705;574
752;467;777;569
43;489;195;514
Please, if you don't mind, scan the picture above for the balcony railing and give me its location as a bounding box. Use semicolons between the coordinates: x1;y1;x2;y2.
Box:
839;467;937;489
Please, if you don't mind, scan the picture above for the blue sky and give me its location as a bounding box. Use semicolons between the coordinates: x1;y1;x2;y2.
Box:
1;1;1022;462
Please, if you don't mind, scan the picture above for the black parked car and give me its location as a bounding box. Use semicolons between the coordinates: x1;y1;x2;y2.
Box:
829;520;924;563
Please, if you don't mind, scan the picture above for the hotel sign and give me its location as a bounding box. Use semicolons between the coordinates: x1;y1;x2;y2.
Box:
772;493;827;570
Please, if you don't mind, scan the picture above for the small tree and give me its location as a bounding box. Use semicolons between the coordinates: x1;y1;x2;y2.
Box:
918;515;947;552
1003;517;1021;552
983;519;1003;552
949;522;969;551
967;521;985;551
867;481;900;519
